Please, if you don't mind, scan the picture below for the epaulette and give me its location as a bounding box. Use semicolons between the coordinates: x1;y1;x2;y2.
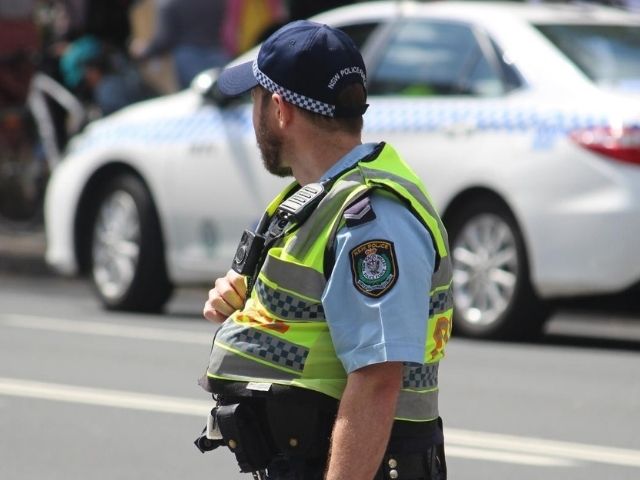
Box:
344;195;376;227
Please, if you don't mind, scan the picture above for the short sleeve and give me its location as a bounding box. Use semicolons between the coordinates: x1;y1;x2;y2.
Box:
321;192;436;374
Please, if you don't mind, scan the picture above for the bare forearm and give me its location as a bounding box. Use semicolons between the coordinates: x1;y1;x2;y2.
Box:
325;362;402;480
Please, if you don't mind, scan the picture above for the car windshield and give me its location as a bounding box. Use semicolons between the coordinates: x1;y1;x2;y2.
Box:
534;24;640;92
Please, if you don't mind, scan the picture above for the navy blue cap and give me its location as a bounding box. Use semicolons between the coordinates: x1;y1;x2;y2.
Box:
217;20;368;118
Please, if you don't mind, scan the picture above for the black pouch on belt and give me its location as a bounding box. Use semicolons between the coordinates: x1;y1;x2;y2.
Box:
265;397;333;460
215;403;273;473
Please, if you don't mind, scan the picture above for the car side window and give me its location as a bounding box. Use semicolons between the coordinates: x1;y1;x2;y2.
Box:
339;22;380;50
489;39;524;92
369;20;502;97
465;52;504;96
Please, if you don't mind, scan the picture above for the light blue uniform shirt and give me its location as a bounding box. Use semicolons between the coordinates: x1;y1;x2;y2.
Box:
320;143;436;374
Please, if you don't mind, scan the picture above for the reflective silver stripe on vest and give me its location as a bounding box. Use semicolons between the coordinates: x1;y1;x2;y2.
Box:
432;257;453;288
396;388;439;421
262;254;326;300
360;166;451;259
214;322;309;373
209;345;300;381
286;178;365;258
403;362;439;389
255;278;325;321
360;166;443;229
429;286;454;317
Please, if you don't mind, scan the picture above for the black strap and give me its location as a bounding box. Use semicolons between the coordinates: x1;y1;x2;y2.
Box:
207;379;339;412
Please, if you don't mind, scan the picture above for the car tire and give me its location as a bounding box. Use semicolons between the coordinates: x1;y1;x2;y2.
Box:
446;198;548;340
89;174;173;312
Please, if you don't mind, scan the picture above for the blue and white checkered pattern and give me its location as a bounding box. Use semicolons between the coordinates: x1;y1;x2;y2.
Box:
255;279;325;320
403;363;439;389
234;328;309;372
429;287;453;317
253;61;336;117
69;105;252;155
70;93;626;156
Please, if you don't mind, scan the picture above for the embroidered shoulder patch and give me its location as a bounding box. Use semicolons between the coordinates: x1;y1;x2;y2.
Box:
350;240;398;298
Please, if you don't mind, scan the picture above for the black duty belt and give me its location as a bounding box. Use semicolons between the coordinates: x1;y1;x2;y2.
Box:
198;380;447;478
207;379;444;447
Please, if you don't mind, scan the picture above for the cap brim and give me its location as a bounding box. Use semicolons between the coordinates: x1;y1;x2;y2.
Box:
217;61;258;97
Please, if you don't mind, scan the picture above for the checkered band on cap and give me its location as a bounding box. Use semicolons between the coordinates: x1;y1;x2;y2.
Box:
253;61;336;118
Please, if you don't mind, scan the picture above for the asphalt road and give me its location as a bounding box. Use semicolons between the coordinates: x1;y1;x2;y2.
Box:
1;274;639;480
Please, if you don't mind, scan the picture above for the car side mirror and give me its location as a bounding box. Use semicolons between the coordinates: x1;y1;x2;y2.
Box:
191;68;244;107
191;68;225;103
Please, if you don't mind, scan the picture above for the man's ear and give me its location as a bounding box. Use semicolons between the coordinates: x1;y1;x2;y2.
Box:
272;93;293;129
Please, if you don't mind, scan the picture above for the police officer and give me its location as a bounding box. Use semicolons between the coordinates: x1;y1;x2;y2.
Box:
200;20;452;480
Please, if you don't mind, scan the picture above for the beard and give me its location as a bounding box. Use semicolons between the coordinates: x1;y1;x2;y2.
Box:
256;106;292;178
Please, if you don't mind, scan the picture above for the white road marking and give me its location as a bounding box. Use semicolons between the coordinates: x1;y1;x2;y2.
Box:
3;315;640;468
447;429;640;468
445;446;575;467
0;377;209;416
2;377;640;469
0;314;212;345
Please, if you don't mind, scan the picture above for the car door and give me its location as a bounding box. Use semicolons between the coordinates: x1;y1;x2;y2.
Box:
163;87;286;279
363;18;523;211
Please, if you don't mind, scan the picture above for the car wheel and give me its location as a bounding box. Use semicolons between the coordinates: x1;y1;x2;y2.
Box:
89;174;173;312
447;198;547;340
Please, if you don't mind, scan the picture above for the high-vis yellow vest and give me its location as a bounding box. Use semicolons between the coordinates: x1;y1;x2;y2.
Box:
207;143;453;422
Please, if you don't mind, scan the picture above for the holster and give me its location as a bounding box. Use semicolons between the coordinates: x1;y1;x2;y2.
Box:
375;418;447;480
215;403;274;473
265;397;331;460
195;381;338;473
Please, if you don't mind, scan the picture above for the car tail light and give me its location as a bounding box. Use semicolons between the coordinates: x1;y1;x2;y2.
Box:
570;126;640;165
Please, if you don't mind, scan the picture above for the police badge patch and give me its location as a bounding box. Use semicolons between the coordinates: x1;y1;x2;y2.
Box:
350;240;398;298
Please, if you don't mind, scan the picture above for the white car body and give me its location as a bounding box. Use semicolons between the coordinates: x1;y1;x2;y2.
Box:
45;2;640;337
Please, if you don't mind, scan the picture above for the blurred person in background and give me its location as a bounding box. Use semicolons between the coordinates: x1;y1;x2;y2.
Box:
221;0;287;56
60;35;154;116
234;0;359;50
130;0;229;89
0;0;41;222
57;0;133;52
287;0;358;21
0;0;39;108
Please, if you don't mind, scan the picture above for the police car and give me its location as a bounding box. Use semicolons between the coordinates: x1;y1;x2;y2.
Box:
45;2;640;340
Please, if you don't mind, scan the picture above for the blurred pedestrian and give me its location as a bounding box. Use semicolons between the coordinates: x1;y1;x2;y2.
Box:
221;0;287;56
60;36;153;116
0;0;39;107
59;0;133;51
287;0;358;20
130;0;229;89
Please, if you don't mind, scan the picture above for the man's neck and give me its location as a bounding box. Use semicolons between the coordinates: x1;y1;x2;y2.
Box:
289;133;362;185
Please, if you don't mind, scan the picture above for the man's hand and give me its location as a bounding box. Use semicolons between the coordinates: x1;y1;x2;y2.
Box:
325;361;403;480
203;269;247;323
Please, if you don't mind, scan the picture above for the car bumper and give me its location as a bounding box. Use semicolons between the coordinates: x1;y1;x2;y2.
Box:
527;160;640;298
44;159;81;276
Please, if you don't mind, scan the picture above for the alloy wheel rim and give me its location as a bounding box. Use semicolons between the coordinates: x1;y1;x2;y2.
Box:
92;190;141;301
452;213;519;327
